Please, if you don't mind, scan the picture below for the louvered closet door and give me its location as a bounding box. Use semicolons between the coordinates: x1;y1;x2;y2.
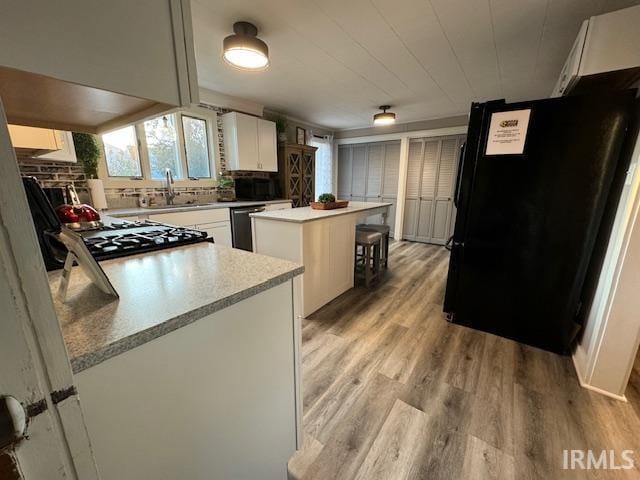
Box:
337;145;352;200
431;137;461;243
382;141;400;234
415;139;440;242
402;139;424;240
365;143;384;203
350;144;367;201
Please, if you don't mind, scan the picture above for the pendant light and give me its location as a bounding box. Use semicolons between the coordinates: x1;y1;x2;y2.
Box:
223;22;269;70
373;105;396;126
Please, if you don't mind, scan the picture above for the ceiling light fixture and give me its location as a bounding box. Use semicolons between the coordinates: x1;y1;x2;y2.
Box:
223;21;269;70
373;105;396;126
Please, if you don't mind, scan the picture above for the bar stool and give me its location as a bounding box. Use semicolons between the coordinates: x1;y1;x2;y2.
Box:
357;224;391;269
354;229;383;288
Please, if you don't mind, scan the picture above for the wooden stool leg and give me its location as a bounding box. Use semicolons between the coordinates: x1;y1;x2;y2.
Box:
384;233;389;269
373;243;381;277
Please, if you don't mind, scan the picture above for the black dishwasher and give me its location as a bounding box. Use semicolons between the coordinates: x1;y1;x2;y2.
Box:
230;205;265;251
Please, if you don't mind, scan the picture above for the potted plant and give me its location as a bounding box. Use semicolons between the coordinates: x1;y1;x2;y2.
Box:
275;115;288;143
72;133;107;209
217;173;236;202
311;193;348;210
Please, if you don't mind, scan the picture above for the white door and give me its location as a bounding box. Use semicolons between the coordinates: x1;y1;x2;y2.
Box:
257;119;277;172
0;100;98;479
236;113;259;170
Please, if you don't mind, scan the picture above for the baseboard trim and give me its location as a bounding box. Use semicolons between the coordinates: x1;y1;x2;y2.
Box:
572;354;627;402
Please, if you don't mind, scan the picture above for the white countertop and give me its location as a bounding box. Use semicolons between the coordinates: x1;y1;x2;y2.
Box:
250;201;392;223
107;199;291;218
49;243;303;372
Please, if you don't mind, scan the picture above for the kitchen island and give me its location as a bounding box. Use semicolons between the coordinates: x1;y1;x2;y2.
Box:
251;201;391;317
49;243;303;480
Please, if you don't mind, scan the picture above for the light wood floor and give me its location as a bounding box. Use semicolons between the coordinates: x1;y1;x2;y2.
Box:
289;241;640;480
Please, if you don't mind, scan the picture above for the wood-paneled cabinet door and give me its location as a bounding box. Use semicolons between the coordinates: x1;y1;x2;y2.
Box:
287;149;302;207
402;139;424;240
337;146;352;201
301;150;315;207
350;144;367;201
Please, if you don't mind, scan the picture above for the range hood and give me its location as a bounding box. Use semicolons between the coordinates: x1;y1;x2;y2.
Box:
552;4;640;97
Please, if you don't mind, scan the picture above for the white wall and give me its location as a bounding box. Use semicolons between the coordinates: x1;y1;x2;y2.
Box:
573;129;640;399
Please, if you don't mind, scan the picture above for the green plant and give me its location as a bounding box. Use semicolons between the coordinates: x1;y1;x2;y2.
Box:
318;193;335;203
72;132;100;179
217;175;235;189
274;115;288;134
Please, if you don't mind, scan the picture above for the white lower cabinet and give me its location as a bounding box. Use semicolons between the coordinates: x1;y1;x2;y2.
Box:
75;282;297;480
198;222;232;247
149;208;232;247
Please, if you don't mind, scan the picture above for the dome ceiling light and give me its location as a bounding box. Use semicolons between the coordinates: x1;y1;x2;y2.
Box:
223;21;269;71
373;105;396;126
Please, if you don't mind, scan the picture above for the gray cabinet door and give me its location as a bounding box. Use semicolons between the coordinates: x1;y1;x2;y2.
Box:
403;135;464;245
431;137;460;243
382;141;400;197
365;143;384;201
337;145;352;200
415;140;440;242
351;145;367;199
402;139;424;241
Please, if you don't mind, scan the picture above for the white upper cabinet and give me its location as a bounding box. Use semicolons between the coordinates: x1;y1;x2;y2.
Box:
0;0;198;133
257;119;277;171
222;112;277;172
8;125;77;162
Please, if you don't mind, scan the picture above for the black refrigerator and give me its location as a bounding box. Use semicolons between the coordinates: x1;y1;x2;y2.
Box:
443;90;637;354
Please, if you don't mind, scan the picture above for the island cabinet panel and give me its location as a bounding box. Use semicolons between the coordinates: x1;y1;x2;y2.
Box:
251;202;391;318
75;282;297;480
300;214;355;315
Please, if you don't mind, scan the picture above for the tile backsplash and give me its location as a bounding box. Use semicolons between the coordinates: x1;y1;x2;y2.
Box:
17;157;92;203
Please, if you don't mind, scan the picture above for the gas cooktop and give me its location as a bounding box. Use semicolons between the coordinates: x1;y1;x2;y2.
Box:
80;220;210;261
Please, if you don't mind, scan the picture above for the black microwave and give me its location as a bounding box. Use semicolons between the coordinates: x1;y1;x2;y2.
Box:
234;177;279;201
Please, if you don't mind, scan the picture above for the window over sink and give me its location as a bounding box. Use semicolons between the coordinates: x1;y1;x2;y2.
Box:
100;107;217;186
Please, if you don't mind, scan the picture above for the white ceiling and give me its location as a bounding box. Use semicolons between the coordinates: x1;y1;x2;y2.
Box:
192;0;640;131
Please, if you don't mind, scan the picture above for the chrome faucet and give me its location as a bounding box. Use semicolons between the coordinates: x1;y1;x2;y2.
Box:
164;168;176;205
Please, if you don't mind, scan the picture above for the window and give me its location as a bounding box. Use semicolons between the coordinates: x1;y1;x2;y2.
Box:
182;115;211;178
310;135;334;200
101;110;215;182
103;126;142;177
144;115;181;180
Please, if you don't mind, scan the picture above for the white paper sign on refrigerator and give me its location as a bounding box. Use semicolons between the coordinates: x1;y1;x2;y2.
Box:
485;109;531;155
